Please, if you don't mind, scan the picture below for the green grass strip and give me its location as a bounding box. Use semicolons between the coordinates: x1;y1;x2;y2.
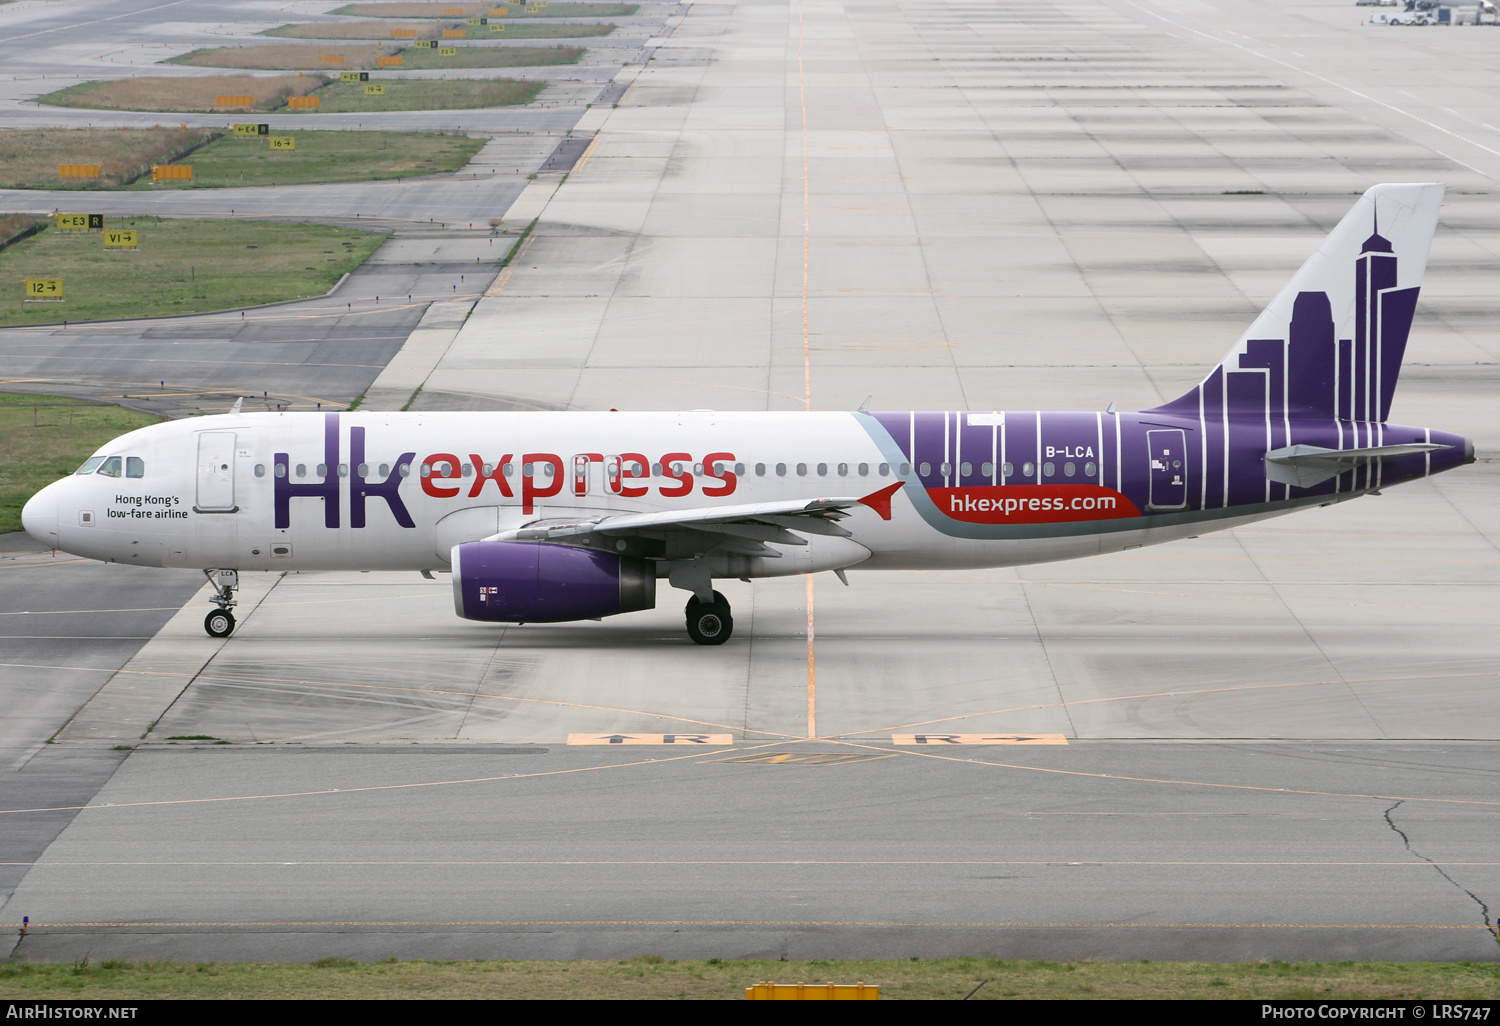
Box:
0;396;162;535
1;957;1498;1000
0;217;384;328
116;130;484;190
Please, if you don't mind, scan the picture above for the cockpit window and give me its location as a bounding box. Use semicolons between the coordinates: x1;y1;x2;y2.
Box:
126;457;144;479
96;456;123;478
75;456;106;475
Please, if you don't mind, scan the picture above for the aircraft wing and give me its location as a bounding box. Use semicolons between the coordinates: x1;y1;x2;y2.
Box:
492;482;903;557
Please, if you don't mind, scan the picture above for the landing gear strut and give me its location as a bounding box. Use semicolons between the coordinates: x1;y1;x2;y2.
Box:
203;569;238;638
685;590;732;646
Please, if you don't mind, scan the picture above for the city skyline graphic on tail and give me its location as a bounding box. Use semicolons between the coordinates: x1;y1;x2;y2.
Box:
867;183;1467;539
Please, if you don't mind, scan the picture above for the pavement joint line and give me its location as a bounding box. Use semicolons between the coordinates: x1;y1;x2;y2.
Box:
1;921;1493;931
3;659;1495;741
9;861;1500;868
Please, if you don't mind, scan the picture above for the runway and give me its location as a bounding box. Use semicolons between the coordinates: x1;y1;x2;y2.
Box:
1;0;1498;961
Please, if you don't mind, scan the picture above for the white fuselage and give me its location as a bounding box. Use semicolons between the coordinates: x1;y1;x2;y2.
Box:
22;410;1249;579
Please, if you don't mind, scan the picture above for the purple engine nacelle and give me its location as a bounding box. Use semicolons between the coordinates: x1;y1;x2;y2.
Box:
451;540;656;623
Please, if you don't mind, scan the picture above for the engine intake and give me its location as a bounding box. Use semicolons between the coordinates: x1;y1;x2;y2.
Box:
451;540;656;623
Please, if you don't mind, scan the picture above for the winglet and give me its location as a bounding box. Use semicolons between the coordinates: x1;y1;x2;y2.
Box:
857;395;873;414
230;396;244;415
857;481;904;521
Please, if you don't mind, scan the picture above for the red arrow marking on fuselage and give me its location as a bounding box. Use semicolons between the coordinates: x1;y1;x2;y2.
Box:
858;481;904;521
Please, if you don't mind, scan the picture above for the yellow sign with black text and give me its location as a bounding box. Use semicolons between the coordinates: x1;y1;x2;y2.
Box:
103;230;138;250
363;83;386;96
56;214;103;232
340;71;370;82
439;46;458;56
24;279;64;300
232;123;270;137
268;136;296;151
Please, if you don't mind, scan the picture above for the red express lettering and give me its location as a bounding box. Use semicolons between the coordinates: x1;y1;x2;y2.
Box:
522;453;564;512
701;451;736;497
658;451;693;498
618;452;650;498
422;453;462;498
468;453;513;498
418;451;740;502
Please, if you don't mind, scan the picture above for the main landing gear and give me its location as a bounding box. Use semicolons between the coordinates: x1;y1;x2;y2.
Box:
203;569;238;638
685;590;733;646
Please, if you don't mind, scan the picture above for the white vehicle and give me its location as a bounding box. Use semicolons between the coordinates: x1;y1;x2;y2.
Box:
21;185;1475;646
1372;10;1436;22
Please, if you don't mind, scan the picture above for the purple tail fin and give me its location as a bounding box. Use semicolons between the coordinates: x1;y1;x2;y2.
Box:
1148;183;1442;423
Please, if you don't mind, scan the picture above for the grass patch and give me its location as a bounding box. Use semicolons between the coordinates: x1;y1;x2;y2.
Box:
0;128;221;190
334;2;637;18
0;396;162;536
0;130;481;191
0;217;384;328
115;130;484;190
0;214;42;248
165;44;401;71
0;958;1498;999
36;75;320;114
391;44;583;69
168;42;584;71
312;78;543;112
264;20;612;39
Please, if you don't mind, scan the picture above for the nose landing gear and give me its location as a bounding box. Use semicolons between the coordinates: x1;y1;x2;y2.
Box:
685;590;732;646
203;569;238;638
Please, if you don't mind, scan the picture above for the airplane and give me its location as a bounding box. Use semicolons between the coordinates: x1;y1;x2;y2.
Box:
20;183;1475;646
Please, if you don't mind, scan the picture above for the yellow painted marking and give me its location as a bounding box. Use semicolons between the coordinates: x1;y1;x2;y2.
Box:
567;733;732;746
485;266;514;296
711;753;898;766
570;135;601;174
891;733;1068;746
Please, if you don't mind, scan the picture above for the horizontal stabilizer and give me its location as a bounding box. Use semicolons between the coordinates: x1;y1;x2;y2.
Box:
1263;442;1447;488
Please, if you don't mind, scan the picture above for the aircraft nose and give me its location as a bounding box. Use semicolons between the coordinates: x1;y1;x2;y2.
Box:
21;483;59;545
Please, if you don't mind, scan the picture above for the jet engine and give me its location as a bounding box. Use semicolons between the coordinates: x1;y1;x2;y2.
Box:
450;540;656;623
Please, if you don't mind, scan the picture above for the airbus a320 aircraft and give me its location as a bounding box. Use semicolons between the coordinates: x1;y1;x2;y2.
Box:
22;183;1474;645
